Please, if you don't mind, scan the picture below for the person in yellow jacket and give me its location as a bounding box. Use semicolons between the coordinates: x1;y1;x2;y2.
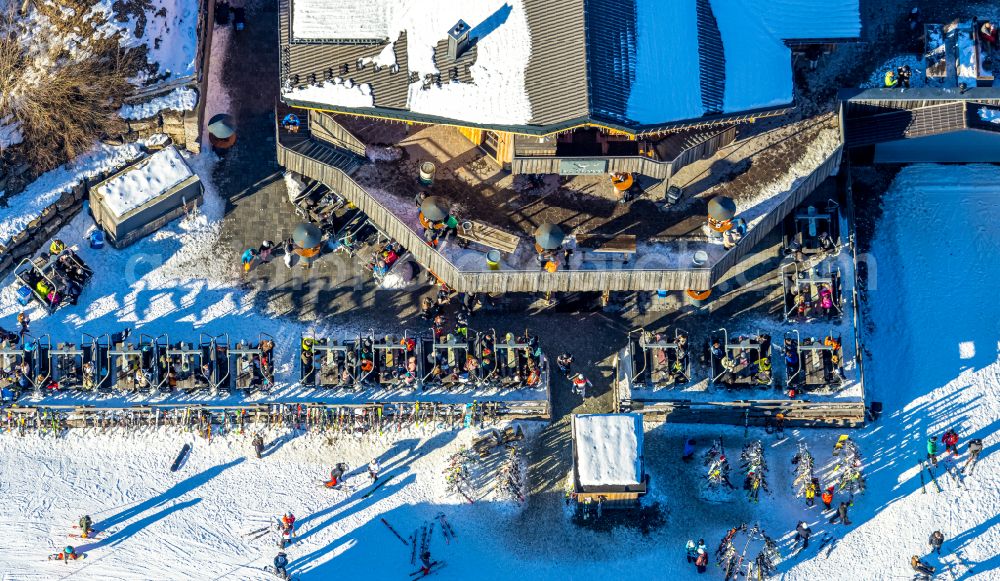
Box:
884;70;898;88
49;239;66;255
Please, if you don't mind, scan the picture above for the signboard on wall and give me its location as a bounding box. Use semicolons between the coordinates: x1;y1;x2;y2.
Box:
559;159;608;175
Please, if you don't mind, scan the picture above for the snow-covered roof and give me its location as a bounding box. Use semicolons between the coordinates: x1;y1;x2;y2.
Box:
95;146;196;218
281;0;859;131
574;414;643;487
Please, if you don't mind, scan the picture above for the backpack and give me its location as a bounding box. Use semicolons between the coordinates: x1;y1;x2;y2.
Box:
696;551;708;566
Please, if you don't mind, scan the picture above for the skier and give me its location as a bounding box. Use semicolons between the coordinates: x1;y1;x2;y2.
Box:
272;551;290;579
927;436;939;466
821;486;834;510
829;501;852;525
795;521;812;549
57;545;79;562
368;457;381;483
928;530;944;555
555;353;574;378
419;550;433;575
682;439;696;462
965;438;984;473
252;433;264;458
571;373;591;397
79;515;93;538
279;522;294;549
941;429;959;456
911;555;935;579
695;539;708;573
281;512;296;533
685;539;698;563
326;463;347;488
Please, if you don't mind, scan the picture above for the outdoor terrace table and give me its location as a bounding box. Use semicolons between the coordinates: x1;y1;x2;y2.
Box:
457;221;521;255
576;234;638;264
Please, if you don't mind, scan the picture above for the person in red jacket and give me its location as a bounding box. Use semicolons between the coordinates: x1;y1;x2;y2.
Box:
941;429;959;456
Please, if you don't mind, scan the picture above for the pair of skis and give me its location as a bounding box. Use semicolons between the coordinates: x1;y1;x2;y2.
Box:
919;459;942;493
410;561;446;578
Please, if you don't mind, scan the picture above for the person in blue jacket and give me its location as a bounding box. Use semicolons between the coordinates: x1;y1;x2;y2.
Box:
273;552;289;579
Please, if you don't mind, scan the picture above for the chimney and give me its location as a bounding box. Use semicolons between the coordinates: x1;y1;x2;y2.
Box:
447;20;471;60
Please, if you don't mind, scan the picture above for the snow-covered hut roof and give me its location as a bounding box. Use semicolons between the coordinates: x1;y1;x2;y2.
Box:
95;146;196;218
280;0;859;133
573;414;643;488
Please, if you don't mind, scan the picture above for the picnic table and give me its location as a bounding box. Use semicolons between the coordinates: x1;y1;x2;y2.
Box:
457;221;520;254
576;234;637;264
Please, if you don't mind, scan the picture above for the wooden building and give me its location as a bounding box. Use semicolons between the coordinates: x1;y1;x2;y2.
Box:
570;413;647;510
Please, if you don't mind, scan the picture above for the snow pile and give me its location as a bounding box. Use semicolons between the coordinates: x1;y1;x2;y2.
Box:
95;146;195;217
284;171;306;204
0;142;144;245
286;0;533;125
292;0;391;41
978;107;1000;124
626;0;702;124
574;414;643;487
284;78;375;109
119;88;199;120
0;115;23;148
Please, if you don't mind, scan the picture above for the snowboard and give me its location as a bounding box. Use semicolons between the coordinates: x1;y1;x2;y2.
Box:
171;443;192;472
68;530;102;539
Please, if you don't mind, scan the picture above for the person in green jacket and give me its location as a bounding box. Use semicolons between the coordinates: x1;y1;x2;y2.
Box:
927;436;939;466
884;70;898;88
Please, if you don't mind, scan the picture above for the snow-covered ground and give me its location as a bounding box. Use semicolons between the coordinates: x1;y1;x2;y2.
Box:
119;88;199;120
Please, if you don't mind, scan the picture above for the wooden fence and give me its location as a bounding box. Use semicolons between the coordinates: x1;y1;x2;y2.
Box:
616;397;866;428
510;126;736;181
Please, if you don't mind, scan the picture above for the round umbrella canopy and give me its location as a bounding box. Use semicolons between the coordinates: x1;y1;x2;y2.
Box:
534;223;565;250
707;196;736;221
292;222;323;249
207;114;236;140
420;196;448;222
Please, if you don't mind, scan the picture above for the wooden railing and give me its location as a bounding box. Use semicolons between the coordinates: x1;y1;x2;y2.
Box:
308;110;367;156
511;126;737;181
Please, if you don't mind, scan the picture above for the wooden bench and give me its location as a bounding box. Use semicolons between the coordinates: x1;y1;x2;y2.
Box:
576;234;638;263
457;221;521;254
